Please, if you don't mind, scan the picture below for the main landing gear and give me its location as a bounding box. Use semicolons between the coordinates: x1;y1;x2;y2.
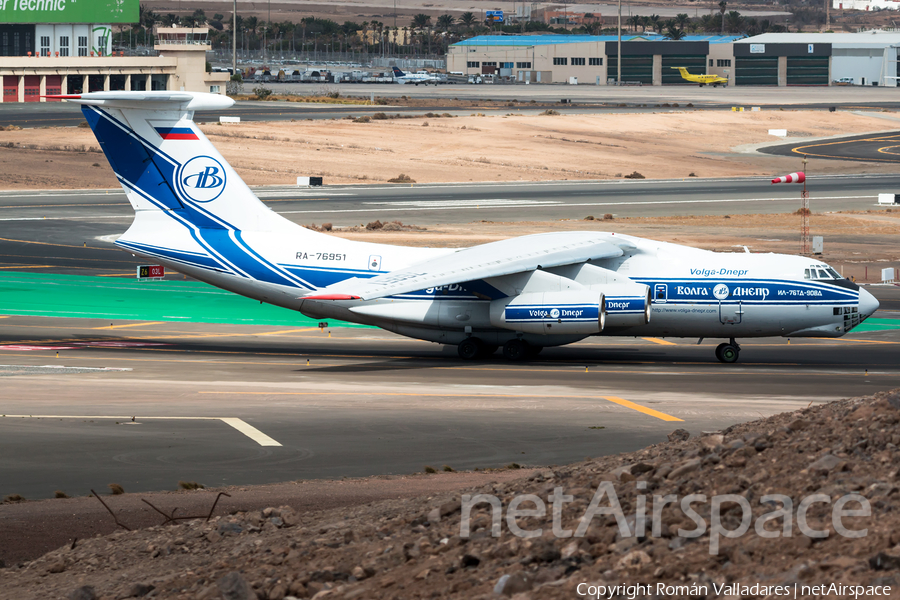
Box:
715;338;741;363
457;338;539;361
500;339;542;361
457;337;498;360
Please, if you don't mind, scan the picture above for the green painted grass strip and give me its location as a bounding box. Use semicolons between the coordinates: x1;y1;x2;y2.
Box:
853;318;900;333
0;271;370;327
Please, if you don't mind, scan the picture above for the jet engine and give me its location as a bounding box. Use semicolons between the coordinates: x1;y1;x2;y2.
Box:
490;291;606;335
601;282;652;328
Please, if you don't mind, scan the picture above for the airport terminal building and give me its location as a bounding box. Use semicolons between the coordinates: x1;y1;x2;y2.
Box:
0;1;227;102
448;31;900;86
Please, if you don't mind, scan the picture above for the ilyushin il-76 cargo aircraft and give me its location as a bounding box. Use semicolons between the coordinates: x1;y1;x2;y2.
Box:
55;91;878;363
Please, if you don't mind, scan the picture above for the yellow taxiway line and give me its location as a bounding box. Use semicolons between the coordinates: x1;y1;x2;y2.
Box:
92;321;165;330
602;396;683;422
200;391;683;422
0;265;56;270
642;337;677;345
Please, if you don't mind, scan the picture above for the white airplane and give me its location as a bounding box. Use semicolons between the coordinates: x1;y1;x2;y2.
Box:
54;91;878;363
391;66;438;85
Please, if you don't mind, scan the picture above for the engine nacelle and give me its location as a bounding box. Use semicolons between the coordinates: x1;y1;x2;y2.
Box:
490;291;606;335
603;283;652;327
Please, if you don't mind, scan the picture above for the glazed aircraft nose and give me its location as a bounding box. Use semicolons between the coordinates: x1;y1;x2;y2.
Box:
859;287;879;318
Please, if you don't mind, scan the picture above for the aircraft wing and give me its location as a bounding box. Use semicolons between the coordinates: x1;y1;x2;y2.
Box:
304;232;624;301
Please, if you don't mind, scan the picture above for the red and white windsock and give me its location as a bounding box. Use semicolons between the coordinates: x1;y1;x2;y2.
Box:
771;171;805;184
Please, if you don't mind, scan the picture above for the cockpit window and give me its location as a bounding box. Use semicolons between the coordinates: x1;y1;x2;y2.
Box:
806;265;843;281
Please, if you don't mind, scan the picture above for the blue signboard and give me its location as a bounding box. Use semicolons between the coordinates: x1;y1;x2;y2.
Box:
486;10;504;22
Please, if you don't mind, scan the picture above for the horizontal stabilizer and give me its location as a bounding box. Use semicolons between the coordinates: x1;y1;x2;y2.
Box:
46;91;233;111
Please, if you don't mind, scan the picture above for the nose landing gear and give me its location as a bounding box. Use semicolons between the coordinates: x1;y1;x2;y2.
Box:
715;338;741;363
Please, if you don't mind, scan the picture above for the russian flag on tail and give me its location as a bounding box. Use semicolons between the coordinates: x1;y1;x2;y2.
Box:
154;126;199;140
771;172;805;184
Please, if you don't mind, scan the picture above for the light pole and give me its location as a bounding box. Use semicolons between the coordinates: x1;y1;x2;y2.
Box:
265;0;270;64
617;0;621;85
232;0;237;76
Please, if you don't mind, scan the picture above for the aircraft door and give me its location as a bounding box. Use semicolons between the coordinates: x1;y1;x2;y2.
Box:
652;284;667;304
714;283;743;324
718;300;743;324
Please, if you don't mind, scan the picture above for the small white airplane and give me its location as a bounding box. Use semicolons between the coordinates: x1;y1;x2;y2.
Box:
391;66;438;85
54;91;878;363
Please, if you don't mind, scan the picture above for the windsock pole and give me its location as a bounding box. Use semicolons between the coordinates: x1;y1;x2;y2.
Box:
771;160;810;254
800;155;809;254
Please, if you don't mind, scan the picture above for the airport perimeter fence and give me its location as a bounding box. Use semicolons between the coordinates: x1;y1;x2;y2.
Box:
836;264;899;284
208;49;445;69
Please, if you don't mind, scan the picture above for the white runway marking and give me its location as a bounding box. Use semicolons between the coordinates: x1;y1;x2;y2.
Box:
363;198;562;207
219;417;283;447
278;194;875;216
0;415;282;447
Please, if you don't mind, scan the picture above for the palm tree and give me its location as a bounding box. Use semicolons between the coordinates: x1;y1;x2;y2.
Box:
460;12;477;28
245;16;259;36
725;10;744;33
699;14;717;33
665;24;686;40
139;6;159;45
583;20;602;35
628;14;642;32
718;1;727;35
437;14;454;31
648;15;664;34
412;13;431;29
675;13;690;30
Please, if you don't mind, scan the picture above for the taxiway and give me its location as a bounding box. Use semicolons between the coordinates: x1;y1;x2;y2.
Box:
1;308;898;503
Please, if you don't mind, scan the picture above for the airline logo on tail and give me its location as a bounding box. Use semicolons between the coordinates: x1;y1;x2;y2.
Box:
392;67;406;76
177;156;226;203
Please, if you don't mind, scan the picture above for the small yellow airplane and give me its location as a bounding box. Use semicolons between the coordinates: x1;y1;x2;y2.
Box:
672;67;729;87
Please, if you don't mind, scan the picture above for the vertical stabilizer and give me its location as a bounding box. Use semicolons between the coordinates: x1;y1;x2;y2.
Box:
63;91;276;232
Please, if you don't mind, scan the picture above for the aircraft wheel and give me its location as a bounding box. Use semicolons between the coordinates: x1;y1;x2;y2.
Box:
715;342;739;363
503;339;529;361
458;338;483;360
479;344;499;357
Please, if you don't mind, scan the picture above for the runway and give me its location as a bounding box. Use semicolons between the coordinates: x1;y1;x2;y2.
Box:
4;92;900;128
1;309;898;501
0;174;894;278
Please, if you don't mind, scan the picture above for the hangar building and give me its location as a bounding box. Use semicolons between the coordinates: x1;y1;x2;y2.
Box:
734;31;900;86
447;35;743;85
448;31;900;86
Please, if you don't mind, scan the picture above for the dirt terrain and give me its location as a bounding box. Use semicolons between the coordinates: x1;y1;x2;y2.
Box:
4;389;900;599
0;109;896;189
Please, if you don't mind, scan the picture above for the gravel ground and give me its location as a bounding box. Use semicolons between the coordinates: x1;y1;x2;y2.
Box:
4;389;900;599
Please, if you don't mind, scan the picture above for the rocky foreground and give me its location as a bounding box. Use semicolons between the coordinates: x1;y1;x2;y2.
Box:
4;390;900;600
